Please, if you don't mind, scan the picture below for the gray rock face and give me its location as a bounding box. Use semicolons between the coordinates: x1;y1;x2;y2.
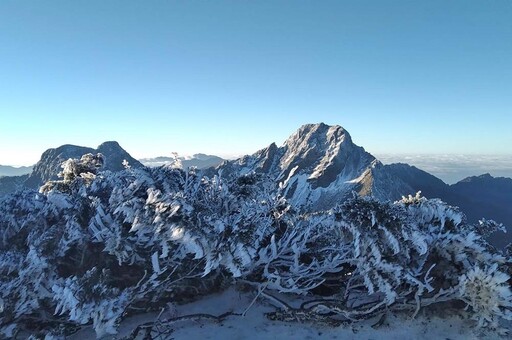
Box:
24;141;143;189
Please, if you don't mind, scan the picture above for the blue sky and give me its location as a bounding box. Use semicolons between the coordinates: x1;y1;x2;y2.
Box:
1;1;511;165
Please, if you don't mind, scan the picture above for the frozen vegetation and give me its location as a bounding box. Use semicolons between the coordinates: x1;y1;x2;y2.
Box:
0;152;511;338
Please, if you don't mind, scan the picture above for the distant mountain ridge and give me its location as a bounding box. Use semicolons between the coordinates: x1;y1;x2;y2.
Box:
0;165;32;177
140;153;224;169
450;174;512;248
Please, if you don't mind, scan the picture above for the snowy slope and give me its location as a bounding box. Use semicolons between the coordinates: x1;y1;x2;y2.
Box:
69;287;504;340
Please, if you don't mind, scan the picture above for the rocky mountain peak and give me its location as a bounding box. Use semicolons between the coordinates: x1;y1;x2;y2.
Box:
218;123;378;211
278;123;373;189
24;141;142;189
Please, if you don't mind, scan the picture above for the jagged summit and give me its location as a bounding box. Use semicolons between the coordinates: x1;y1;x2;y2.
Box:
218;123;383;211
283;123;350;147
221;122;509;213
281;124;353;158
280;123;371;187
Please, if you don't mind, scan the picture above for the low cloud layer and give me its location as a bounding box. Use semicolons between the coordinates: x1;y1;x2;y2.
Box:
376;154;512;184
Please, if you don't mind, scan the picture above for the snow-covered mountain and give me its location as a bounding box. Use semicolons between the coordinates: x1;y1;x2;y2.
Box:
216;123;414;211
23;141;143;189
140;153;224;169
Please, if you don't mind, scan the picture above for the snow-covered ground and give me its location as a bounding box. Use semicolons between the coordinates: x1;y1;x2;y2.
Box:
69;287;505;340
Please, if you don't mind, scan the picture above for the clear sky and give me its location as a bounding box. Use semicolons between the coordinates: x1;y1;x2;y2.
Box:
1;1;511;166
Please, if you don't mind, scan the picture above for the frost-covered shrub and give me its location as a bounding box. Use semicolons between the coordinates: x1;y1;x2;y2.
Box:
253;195;432;305
40;153;104;194
398;194;509;301
459;264;512;328
253;193;511;325
252;207;334;294
59;153;104;182
52;268;131;337
0;161;284;337
0;190;80;332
